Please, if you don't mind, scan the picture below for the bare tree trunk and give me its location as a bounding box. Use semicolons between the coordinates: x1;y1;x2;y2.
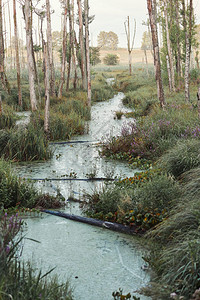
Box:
163;0;175;91
0;92;3;115
195;51;200;69
23;0;37;111
124;16;136;75
147;0;165;108
77;0;87;89
13;0;22;107
0;0;10;93
182;0;193;103
166;54;172;91
44;42;50;135
8;2;13;70
3;5;7;65
175;0;181;77
84;0;91;106
46;0;55;96
70;0;77;90
144;48;149;76
58;0;68;98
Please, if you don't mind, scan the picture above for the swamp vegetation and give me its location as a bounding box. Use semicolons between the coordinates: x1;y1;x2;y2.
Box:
1;65;200;299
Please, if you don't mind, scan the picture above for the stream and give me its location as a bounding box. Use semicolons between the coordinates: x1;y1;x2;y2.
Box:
16;91;150;300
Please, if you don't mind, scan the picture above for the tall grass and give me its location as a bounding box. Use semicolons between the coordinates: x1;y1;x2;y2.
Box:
0;123;52;161
91;74;115;102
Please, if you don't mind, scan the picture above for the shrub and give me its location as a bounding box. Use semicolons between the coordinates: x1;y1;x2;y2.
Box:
103;54;119;65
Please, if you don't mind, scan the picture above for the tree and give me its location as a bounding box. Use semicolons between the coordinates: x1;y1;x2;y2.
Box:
84;0;91;106
97;31;119;50
182;0;194;102
90;47;101;66
77;0;87;90
58;0;68;98
141;31;152;76
23;0;37;111
124;16;136;75
147;0;165;108
46;0;55;96
0;0;10;93
44;42;50;135
163;0;175;92
13;0;22;106
103;53;119;65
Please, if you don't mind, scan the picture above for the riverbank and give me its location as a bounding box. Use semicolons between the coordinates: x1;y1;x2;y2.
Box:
84;70;200;299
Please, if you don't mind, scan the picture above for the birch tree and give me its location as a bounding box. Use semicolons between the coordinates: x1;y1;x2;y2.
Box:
163;0;175;92
147;0;165;108
58;0;68;98
13;0;22;106
46;0;55;96
0;0;10;93
44;42;50;135
182;0;193;102
23;0;37;111
69;0;77;89
124;16;136;75
84;0;91;106
77;0;87;90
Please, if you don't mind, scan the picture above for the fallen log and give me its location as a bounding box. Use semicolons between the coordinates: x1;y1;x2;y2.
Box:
29;177;115;182
42;210;144;236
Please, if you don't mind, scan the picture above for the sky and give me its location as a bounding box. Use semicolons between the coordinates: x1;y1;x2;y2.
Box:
51;0;200;48
7;0;200;49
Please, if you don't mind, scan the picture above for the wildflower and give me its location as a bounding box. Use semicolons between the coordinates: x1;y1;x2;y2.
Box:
170;292;178;299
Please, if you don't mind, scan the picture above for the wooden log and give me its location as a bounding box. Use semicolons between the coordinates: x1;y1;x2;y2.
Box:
42;209;144;236
29;177;115;182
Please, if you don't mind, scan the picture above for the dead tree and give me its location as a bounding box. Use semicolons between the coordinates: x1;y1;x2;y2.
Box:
77;0;87;89
163;0;175;92
0;0;10;93
44;42;50;135
46;0;55;96
23;0;37;111
124;16;136;75
84;0;91;106
13;0;22;106
58;0;68;98
147;0;165;108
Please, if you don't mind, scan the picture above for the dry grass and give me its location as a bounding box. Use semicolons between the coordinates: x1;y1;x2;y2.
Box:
99;48;154;65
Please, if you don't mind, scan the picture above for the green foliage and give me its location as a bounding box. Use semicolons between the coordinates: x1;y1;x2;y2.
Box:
91;74;115;102
90;47;101;66
0;160;39;208
103;54;119;66
0;105;17;129
97;31;119;50
0;123;51;161
158;139;200;178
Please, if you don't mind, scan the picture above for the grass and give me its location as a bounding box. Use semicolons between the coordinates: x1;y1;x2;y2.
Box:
0;123;52;161
0;159;65;210
91;73;115;102
84;68;200;299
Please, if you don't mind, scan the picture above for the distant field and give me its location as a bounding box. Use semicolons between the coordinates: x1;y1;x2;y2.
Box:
99;48;154;65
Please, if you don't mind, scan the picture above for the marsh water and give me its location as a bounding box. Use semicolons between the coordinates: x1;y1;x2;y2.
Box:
16;91;150;299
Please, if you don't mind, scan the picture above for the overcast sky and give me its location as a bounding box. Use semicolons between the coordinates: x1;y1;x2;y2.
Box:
49;0;200;48
11;0;200;48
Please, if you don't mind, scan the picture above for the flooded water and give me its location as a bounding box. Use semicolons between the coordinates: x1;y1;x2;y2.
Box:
16;92;151;299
